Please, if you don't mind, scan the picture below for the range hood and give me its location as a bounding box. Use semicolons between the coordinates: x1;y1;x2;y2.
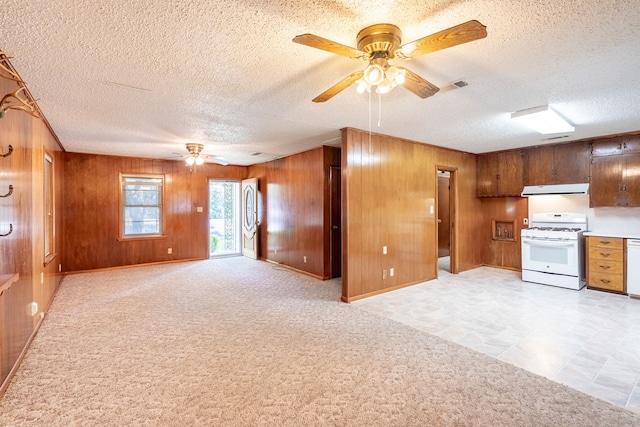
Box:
521;183;589;197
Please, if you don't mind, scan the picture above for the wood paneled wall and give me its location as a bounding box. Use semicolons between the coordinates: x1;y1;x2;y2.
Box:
62;153;247;271
248;146;339;279
0;74;64;387
342;128;484;302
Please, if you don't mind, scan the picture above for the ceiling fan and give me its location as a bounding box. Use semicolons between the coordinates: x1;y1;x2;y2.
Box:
178;143;229;166
293;20;487;102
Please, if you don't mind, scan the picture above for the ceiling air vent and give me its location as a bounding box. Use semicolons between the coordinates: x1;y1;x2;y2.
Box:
544;135;570;141
440;80;469;93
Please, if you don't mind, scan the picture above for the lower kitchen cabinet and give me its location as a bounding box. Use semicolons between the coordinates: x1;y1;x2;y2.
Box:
586;236;626;293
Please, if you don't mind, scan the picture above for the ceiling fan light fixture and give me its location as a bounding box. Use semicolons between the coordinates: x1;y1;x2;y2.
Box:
195;156;205;166
511;105;575;134
385;66;406;86
185;156;196;166
356;79;370;93
376;77;393;94
363;63;384;86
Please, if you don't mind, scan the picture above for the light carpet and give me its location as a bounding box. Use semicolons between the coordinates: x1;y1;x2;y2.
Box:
1;257;639;426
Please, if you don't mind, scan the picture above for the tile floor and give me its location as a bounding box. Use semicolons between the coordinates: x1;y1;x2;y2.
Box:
351;257;640;414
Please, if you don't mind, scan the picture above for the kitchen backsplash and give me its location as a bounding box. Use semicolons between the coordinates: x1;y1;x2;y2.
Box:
528;194;640;235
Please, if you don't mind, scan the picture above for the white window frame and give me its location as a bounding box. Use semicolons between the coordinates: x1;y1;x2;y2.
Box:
120;174;164;238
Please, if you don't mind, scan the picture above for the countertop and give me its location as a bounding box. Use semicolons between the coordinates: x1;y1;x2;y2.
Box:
584;232;640;240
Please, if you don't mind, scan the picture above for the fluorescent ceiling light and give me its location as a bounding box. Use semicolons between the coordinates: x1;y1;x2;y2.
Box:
511;105;575;134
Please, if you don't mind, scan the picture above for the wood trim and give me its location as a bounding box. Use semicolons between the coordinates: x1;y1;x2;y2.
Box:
0;57;65;152
341;275;437;303
63;257;208;275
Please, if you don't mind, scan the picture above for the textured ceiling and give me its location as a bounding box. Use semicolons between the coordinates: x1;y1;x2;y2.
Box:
2;0;640;166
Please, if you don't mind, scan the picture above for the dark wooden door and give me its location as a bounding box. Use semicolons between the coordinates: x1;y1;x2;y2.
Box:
623;153;640;206
553;142;590;184
329;166;342;278
437;175;450;257
497;151;523;196
592;137;623;157
623;135;640;154
476;154;498;196
523;145;554;185
590;155;623;207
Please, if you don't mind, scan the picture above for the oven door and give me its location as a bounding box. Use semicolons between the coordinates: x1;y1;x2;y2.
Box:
522;238;579;276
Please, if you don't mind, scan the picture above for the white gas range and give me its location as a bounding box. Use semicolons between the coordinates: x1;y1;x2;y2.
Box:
521;213;587;290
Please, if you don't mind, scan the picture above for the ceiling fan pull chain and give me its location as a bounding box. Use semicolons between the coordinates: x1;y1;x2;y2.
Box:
368;89;373;153
378;91;382;127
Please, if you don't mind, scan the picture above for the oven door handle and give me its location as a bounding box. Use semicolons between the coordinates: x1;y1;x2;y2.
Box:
522;240;575;248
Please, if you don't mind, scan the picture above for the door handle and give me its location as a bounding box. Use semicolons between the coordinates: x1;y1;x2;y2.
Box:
332;225;339;229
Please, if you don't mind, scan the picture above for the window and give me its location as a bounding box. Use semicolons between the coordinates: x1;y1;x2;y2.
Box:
121;174;164;237
44;153;55;263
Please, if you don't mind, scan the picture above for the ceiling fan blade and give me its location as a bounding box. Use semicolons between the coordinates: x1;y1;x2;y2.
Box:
398;20;487;58
400;68;440;98
293;33;367;59
312;70;364;103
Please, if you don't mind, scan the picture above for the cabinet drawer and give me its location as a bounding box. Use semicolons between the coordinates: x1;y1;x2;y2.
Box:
589;237;623;249
589;259;624;275
588;272;624;292
588;245;623;262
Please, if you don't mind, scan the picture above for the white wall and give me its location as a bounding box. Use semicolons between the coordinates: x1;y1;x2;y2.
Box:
528;194;640;236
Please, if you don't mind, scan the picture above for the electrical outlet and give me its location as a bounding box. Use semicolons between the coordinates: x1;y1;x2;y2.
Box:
523;218;529;225
274;248;277;255
40;272;44;284
168;248;172;254
196;206;203;212
303;256;307;263
390;268;394;277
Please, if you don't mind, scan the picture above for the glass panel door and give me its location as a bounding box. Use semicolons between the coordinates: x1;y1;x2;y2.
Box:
209;180;241;257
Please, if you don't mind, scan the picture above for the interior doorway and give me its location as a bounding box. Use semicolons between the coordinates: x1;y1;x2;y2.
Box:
436;167;457;275
209;180;241;257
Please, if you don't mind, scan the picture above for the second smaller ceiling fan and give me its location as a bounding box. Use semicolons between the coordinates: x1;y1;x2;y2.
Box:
293;19;487;102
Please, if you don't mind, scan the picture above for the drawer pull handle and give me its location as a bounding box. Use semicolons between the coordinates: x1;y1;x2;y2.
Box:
599;265;611;269
600;253;611;257
600;279;611;284
600;241;611;244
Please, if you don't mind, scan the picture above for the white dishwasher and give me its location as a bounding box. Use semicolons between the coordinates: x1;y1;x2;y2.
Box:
627;239;640;297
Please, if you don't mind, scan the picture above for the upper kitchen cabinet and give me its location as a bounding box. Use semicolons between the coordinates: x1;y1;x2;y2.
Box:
590;151;640;207
523;141;590;185
477;151;523;197
591;134;640;157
